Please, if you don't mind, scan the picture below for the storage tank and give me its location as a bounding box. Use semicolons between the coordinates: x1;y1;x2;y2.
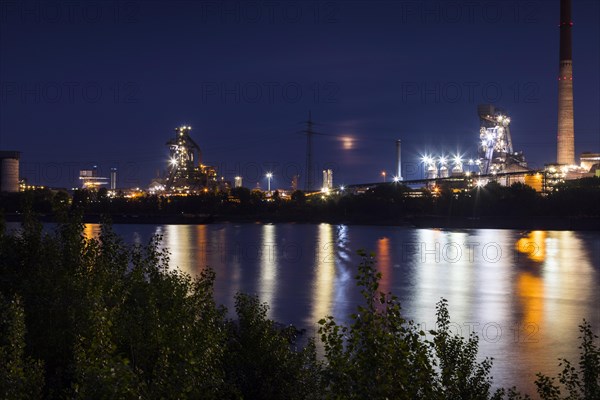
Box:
0;151;21;192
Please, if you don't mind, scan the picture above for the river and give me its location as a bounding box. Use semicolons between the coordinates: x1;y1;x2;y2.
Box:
72;223;600;395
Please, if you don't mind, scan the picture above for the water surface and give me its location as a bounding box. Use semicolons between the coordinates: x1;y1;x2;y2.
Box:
34;223;600;394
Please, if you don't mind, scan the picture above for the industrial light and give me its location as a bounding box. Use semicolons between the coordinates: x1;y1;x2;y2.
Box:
266;172;273;192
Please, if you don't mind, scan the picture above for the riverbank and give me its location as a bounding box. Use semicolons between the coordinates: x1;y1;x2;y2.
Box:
4;212;600;230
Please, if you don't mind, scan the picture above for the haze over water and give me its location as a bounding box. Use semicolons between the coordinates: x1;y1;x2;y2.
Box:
81;223;599;395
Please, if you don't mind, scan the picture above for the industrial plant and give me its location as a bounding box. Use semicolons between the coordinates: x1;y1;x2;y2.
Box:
399;0;597;193
79;166;109;190
477;105;527;175
1;0;598;199
148;125;220;194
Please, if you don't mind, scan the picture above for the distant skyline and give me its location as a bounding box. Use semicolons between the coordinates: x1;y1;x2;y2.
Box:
1;0;599;189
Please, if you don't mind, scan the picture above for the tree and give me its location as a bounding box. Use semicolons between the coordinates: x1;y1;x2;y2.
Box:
71;305;141;399
291;190;306;205
0;295;45;399
224;293;322;400
318;250;437;399
318;250;531;400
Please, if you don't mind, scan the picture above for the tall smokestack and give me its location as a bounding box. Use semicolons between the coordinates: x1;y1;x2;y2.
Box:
110;167;117;190
396;139;403;181
557;0;575;165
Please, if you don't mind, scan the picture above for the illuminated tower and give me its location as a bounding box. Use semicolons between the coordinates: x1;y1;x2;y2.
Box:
557;0;575;165
395;140;403;181
110;168;117;190
234;176;242;188
322;169;333;190
166;125;202;190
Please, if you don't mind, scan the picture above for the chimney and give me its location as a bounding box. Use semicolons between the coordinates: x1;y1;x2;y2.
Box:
557;0;575;165
396;139;403;181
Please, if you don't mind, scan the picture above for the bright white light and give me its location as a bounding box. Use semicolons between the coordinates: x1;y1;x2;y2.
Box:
393;176;400;183
340;185;345;191
266;172;273;192
476;180;484;187
170;158;178;166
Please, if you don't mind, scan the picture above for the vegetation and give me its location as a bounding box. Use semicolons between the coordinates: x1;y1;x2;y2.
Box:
0;215;598;399
1;177;599;224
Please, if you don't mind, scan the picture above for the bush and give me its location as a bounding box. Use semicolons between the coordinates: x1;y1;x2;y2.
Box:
318;250;532;400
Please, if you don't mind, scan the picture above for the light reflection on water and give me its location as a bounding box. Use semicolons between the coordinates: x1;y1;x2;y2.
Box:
311;223;335;328
77;222;599;394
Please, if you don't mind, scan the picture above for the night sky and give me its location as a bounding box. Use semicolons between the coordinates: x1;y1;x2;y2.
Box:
1;0;599;190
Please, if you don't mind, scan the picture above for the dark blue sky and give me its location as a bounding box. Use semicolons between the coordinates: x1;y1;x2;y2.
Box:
1;0;599;189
